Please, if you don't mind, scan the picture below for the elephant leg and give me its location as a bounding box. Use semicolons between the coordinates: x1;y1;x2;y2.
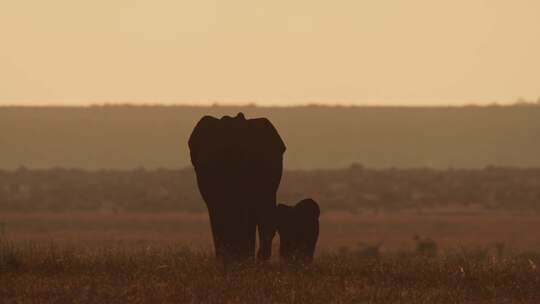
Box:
230;218;256;263
254;163;282;261
257;225;274;261
206;206;228;262
306;225;319;262
217;201;257;265
256;202;276;261
196;171;253;264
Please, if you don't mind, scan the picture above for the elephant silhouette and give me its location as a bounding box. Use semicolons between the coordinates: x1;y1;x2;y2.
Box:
188;113;285;265
276;198;320;264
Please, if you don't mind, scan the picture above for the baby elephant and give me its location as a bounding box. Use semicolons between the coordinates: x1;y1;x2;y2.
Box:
276;198;320;264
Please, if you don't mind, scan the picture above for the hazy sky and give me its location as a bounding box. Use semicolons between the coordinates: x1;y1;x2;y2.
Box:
1;0;539;106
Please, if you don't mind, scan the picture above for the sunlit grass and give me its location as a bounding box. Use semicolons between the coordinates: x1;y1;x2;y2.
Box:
1;241;539;303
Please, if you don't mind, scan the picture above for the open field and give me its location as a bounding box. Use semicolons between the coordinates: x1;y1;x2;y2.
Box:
1;166;540;302
2;211;540;254
1;242;540;303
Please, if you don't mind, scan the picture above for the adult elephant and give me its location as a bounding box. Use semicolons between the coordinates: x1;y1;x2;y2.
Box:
188;113;286;265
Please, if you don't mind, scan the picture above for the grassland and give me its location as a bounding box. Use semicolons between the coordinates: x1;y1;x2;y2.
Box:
2;167;540;303
1;241;539;303
2;211;540;303
2;197;540;303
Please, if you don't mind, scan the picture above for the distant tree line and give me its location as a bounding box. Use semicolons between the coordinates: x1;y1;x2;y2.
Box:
1;166;539;213
2;105;540;170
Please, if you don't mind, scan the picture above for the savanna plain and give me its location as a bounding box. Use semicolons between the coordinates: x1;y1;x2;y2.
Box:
2;209;540;303
2;106;540;303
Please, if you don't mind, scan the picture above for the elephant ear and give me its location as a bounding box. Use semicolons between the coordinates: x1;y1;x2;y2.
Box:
296;198;321;219
188;115;222;167
248;118;286;156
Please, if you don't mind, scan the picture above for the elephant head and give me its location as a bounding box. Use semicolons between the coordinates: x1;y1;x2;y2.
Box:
188;113;286;265
276;198;320;264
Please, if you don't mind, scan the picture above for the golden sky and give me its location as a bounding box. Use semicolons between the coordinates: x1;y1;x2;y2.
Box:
1;0;539;106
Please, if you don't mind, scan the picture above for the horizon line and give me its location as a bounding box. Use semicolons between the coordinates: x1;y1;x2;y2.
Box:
1;100;540;109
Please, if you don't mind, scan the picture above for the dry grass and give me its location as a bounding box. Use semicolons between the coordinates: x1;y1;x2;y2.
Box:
2;211;540;303
1;242;539;303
